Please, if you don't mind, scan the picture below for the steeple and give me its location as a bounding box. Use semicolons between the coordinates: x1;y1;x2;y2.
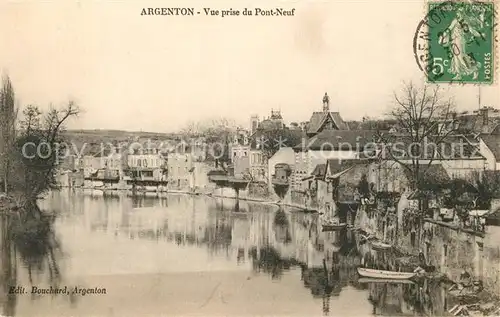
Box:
323;92;330;112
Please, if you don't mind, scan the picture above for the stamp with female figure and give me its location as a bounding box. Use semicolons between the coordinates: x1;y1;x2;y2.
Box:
423;1;495;84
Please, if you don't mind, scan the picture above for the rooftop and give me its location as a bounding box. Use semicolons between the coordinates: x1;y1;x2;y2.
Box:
327;159;371;176
307;112;350;135
294;130;378;151
403;163;451;188
480;134;500;162
311;163;327;179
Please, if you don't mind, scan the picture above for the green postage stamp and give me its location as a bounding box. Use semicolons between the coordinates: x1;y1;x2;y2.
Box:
425;1;495;84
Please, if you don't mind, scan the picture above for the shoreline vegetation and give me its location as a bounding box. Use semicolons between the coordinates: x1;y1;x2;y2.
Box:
0;74;80;316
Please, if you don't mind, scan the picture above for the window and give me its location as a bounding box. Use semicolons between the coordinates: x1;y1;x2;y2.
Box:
327;182;333;193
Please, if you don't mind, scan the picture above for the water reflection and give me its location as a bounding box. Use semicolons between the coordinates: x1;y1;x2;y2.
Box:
0;191;459;316
2;201;69;317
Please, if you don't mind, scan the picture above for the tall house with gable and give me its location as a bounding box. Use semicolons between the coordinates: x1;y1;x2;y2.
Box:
292;92;352;189
305;92;350;137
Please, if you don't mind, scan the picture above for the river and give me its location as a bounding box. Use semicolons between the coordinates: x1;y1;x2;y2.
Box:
3;190;455;316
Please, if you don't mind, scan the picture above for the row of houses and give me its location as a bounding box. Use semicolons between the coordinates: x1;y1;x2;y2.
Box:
232;94;500;298
58;146;210;191
59;92;500;200
227;93;500;209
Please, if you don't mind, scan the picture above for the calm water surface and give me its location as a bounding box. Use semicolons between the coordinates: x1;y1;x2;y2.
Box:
9;190;452;316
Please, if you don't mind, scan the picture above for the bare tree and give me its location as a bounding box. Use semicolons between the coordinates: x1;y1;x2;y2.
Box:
377;81;458;190
181;117;243;137
181;117;243;172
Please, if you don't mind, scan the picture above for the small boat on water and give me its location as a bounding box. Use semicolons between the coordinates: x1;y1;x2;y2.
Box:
357;277;415;284
322;219;346;231
360;234;375;241
370;240;393;251
322;223;346;231
357;268;416;280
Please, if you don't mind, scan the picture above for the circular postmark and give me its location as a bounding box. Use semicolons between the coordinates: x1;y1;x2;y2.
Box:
413;1;496;84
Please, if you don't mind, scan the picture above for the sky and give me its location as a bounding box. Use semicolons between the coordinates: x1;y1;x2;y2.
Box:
0;0;498;133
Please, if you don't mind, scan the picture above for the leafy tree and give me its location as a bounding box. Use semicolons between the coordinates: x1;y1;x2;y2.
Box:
0;75;18;193
254;128;303;160
357;174;371;198
181;117;241;172
472;171;500;209
10;101;79;203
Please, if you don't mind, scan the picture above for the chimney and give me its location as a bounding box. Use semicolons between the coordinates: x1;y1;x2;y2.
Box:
481;106;489;126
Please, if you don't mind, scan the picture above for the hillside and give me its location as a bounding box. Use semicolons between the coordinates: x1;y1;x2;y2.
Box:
62;129;180;154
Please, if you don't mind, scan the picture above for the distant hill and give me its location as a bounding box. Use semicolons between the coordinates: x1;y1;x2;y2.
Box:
64;129;178;140
61;129;181;155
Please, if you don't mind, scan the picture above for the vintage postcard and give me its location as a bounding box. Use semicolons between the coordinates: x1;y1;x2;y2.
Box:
0;0;500;316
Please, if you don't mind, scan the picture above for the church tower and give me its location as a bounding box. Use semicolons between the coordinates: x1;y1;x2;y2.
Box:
323;92;330;112
250;115;259;134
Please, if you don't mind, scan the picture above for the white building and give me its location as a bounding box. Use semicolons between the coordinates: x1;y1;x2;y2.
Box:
167;153;194;189
291;130;377;190
127;151;166;181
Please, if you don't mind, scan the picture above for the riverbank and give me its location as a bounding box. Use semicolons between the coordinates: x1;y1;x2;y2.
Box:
445;286;500;316
72;186;319;213
208;193;318;213
354;210;500;316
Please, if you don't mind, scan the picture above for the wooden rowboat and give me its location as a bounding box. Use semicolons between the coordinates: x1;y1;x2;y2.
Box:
357;268;416;280
357;277;415;284
370;240;392;251
360;234;375;242
322;223;346;232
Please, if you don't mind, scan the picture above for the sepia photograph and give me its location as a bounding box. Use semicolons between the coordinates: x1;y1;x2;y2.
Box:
0;0;499;316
